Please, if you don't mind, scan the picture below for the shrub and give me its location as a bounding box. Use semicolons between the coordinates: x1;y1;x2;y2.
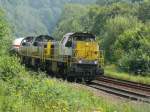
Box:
0;56;26;81
118;49;150;75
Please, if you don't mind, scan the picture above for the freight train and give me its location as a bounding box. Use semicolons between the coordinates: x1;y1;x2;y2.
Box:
17;32;104;82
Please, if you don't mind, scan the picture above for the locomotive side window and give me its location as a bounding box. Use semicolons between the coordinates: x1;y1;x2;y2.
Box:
21;37;33;46
65;38;72;47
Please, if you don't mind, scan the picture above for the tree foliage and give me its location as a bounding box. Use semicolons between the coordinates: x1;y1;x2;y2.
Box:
52;4;89;39
103;16;142;61
0;0;95;37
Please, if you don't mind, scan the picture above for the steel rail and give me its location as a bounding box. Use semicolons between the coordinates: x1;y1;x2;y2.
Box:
86;76;150;103
97;76;150;93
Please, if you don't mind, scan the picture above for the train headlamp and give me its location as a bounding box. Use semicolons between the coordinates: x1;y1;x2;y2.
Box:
94;61;98;64
78;60;82;64
86;42;89;46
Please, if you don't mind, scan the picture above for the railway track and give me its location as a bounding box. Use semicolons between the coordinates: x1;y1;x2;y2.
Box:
87;76;150;103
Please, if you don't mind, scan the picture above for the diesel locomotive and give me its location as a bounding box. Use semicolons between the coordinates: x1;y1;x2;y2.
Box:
18;32;104;82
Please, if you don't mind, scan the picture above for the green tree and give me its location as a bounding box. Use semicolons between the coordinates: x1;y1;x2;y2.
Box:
90;2;137;36
102;16;141;61
52;4;89;39
114;23;150;73
0;0;96;36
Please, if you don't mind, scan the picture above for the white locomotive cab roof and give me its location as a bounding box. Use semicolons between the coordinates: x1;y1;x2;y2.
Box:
64;33;74;37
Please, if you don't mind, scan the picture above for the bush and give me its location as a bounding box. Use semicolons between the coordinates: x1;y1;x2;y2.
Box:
0;56;26;81
114;24;150;74
118;49;150;75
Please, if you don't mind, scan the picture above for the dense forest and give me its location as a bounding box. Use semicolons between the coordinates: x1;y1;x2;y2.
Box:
53;0;150;74
0;0;96;37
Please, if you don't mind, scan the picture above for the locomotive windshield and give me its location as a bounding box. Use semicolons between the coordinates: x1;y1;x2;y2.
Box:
64;32;96;47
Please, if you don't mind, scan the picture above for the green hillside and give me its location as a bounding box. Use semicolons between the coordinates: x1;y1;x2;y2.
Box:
0;0;96;37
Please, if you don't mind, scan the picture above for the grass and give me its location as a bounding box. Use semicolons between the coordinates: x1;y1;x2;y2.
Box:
105;65;150;85
0;56;149;112
0;75;150;112
0;74;112;112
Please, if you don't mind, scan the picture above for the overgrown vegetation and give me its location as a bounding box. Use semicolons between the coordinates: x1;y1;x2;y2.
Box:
0;10;12;55
53;0;150;76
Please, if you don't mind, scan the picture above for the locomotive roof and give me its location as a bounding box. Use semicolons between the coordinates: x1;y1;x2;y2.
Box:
70;32;95;39
37;35;54;40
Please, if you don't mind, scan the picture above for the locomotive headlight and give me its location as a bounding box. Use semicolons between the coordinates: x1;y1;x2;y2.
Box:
86;42;89;46
94;61;98;64
78;60;82;64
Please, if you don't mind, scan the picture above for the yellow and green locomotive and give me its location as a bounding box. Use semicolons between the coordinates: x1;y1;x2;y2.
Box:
18;33;104;81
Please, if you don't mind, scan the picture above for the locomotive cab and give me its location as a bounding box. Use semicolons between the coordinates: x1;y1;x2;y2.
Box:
60;32;104;81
